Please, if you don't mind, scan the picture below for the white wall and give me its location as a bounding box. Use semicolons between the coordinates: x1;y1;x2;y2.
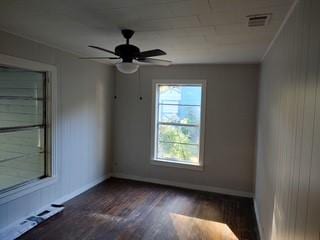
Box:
0;30;114;229
255;0;320;239
113;64;259;195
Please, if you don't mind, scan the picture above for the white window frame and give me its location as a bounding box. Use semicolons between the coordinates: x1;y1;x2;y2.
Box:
150;79;206;171
0;53;58;204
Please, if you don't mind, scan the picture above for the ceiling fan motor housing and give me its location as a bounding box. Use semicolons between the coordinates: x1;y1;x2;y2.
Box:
115;44;140;62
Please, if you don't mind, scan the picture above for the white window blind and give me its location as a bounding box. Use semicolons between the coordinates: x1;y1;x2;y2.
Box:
0;66;48;192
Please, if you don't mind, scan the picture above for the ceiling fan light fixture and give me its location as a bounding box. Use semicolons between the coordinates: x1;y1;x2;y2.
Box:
116;62;139;74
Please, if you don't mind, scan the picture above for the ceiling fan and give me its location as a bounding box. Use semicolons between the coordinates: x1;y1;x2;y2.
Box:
81;29;171;74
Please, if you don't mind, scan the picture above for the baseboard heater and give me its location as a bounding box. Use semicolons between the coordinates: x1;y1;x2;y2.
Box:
0;204;64;240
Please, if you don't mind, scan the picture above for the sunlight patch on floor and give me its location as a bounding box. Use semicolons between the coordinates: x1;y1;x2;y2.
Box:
170;213;239;240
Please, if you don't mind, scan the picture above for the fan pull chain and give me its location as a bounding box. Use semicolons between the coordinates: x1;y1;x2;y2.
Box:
114;68;118;100
138;68;143;101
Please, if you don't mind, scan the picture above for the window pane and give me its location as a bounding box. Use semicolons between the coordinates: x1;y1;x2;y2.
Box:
158;124;200;145
0;128;45;191
155;83;203;165
0;71;44;98
158;85;201;106
0;67;47;192
157;142;199;164
0;99;43;128
158;104;200;125
0;70;44;128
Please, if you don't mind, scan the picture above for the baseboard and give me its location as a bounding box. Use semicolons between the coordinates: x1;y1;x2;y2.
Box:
112;172;253;198
254;198;264;240
54;173;111;204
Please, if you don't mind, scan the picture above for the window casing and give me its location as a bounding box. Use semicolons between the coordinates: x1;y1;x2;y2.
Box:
151;80;206;170
0;53;57;204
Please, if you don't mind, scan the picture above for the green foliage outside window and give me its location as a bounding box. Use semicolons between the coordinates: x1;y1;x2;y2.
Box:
159;125;193;160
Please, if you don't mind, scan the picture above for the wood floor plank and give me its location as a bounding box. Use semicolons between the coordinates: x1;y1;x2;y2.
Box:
17;178;259;240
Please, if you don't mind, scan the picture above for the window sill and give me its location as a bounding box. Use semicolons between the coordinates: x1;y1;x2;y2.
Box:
150;159;204;171
0;176;57;205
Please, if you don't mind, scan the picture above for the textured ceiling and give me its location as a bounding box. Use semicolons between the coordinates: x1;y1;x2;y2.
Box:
0;0;294;64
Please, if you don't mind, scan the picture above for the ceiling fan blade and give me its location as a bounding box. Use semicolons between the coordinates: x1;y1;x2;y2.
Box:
80;57;120;59
139;49;166;58
88;45;117;55
137;58;171;66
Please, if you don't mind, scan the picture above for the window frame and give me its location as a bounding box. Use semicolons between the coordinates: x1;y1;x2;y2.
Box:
0;53;58;204
150;79;206;171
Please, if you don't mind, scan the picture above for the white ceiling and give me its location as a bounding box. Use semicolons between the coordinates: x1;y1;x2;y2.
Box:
0;0;294;64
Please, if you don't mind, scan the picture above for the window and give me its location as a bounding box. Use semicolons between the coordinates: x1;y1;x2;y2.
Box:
151;80;206;169
0;66;50;193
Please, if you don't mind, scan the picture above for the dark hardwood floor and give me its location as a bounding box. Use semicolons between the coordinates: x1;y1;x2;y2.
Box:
18;178;259;240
